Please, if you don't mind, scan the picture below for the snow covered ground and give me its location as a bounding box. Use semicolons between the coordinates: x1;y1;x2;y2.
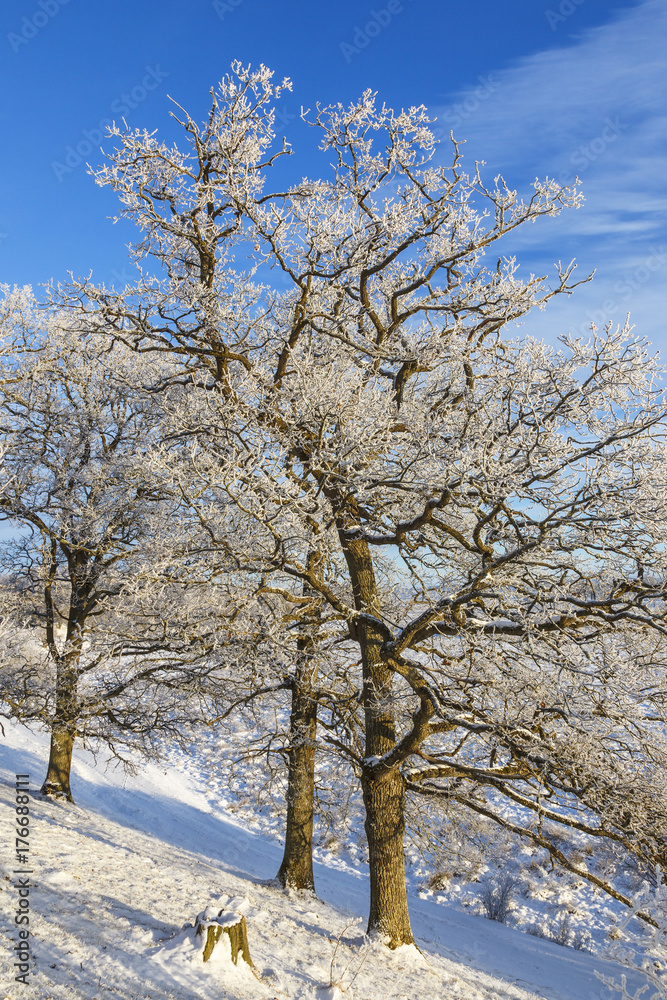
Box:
0;721;651;999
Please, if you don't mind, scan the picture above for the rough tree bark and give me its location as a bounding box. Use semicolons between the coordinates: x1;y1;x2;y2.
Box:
41;563;84;803
275;645;318;891
343;536;414;947
362;763;413;946
41;657;78;802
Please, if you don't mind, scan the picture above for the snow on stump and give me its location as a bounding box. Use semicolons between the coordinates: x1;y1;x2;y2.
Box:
194;900;253;968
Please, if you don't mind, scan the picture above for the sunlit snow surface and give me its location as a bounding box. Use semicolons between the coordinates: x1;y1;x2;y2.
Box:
0;721;650;999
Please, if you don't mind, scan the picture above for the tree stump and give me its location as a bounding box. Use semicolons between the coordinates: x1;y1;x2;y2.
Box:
194;908;253;967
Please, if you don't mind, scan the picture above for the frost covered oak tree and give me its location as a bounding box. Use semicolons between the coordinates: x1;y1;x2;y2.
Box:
0;287;229;801
56;63;667;945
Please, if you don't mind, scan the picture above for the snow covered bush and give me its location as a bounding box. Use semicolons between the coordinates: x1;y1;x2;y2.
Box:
480;875;517;924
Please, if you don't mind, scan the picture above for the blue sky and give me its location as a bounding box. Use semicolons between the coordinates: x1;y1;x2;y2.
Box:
1;0;664;351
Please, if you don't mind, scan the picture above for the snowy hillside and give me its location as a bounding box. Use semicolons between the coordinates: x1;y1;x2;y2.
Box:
0;722;650;1000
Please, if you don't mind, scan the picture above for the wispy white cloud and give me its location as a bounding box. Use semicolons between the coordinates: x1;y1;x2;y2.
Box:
435;0;667;350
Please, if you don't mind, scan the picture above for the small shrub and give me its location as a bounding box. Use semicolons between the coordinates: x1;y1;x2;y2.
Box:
480;874;516;924
526;914;590;951
572;928;592;951
427;871;451;891
322;834;341;855
551;912;572;947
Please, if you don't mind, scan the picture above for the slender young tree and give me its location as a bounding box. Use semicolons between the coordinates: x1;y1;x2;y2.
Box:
55;64;667;944
275;584;321;892
0;286;231;801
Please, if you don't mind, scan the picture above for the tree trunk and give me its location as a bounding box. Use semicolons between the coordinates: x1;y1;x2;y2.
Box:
41;655;78;803
41;725;75;802
276;640;318;891
342;536;414;947
362;767;413;946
